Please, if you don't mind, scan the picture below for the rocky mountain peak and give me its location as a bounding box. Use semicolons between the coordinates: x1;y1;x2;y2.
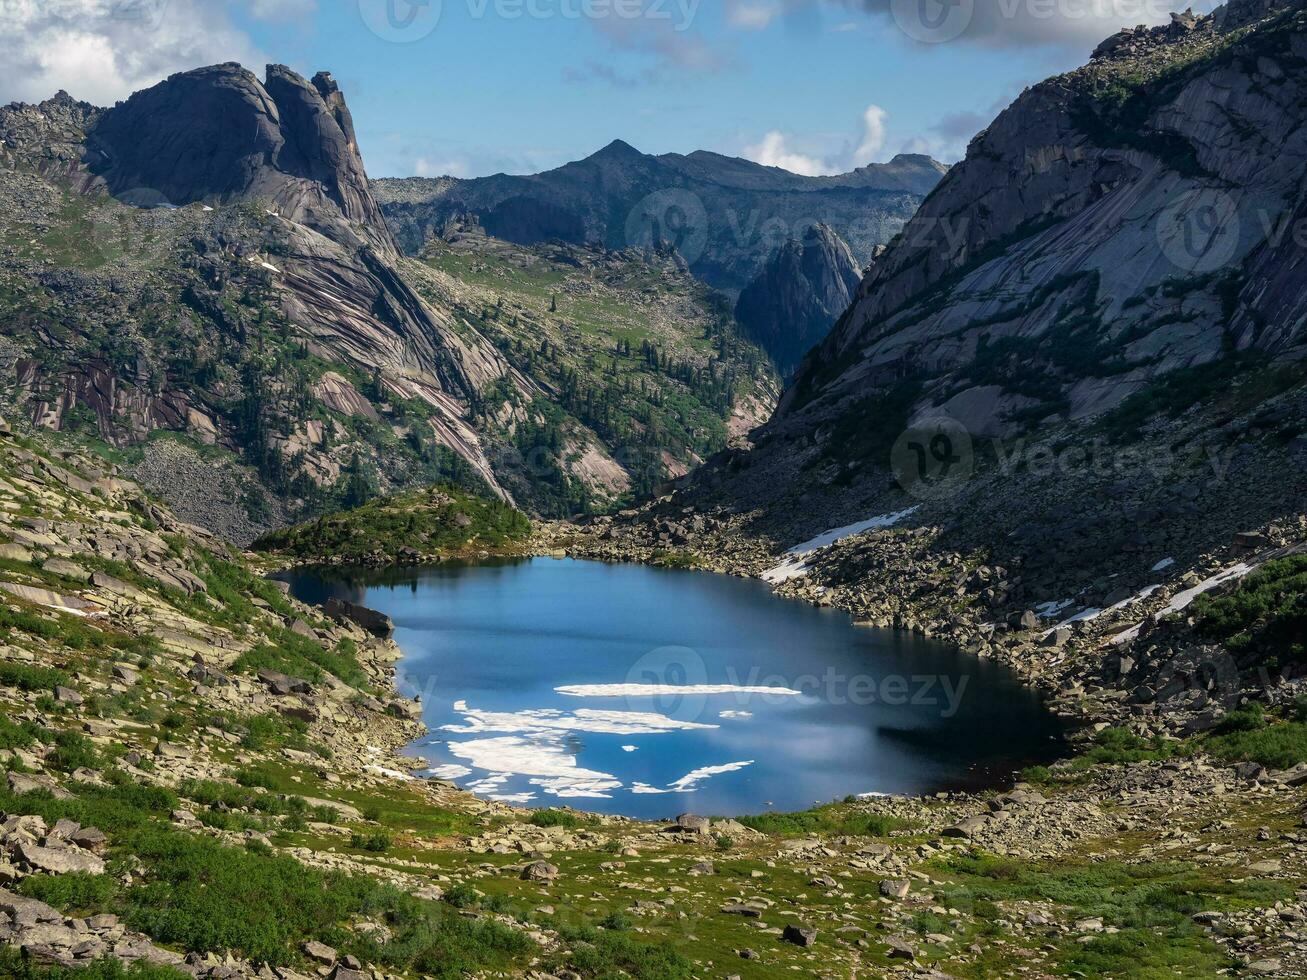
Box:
735;222;861;375
85;62;395;254
588;138;643;161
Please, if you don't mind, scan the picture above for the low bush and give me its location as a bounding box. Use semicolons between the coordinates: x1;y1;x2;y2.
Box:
528;809;582;829
19;872;119;915
737;803;906;837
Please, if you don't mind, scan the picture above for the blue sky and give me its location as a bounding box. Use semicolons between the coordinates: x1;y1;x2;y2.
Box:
2;0;1216;179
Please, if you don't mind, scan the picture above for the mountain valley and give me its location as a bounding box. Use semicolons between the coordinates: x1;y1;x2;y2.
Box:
2;1;1307;978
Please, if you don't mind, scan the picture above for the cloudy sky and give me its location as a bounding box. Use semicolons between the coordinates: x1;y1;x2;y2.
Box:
0;0;1218;178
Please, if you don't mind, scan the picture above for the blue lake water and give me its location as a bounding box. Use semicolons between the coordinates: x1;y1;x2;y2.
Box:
281;558;1066;819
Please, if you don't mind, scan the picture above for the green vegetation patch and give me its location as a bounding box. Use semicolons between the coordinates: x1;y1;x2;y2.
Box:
253;484;531;563
1193;555;1307;669
736;801;908;837
933;852;1291;978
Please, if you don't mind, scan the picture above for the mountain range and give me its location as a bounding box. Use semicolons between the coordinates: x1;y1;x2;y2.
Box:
371;143;946;294
0;65;781;538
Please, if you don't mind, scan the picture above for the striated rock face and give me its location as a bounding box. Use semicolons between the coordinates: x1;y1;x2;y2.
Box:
86;63;395;254
734;223;862;375
0;63;518;509
373;144;947;293
777;0;1307;439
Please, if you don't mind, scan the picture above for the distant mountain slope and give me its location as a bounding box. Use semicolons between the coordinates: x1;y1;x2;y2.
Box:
734;223;863;376
0;65;781;536
371;144;945;293
656;0;1307;627
781;0;1307;440
409;219;778;511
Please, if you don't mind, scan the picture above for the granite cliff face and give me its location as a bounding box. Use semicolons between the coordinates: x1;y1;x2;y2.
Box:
656;0;1307;618
0;64;526;528
734;223;863;375
779;0;1307;439
86;64;396;254
0;66;781;531
372;144;946;294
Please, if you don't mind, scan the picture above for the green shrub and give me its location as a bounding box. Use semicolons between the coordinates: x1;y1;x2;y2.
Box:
550;926;693;980
599;911;633;931
0;660;69;692
528;809;582;829
1215;702;1266;734
19;873;119;915
231;630;367;689
0;948;190;980
443;883;479;909
1204;720;1307;771
46;729;103;773
0;715;40;750
1193;555;1307;668
737;803;906;837
350;832;392;853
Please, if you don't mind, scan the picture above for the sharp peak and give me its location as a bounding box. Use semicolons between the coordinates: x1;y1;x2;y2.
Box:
587;139;645;160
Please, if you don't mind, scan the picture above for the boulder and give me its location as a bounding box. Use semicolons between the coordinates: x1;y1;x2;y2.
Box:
303;940;337;965
14;841;105;876
879;878;911;900
671;813;710;835
323;597;394;638
8;773;71;800
520;860;558;883
943;814;989;839
782;924;817;948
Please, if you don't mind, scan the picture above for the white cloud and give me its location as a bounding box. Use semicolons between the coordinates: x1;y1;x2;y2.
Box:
727;0;783;29
743;102;892;177
0;0;283;106
853;103;888;165
745;131;832;176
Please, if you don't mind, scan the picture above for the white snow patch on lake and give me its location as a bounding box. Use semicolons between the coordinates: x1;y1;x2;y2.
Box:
424;764;472;780
631;760;754;795
761;507;920;584
447;735;623;799
719;710;753;720
1152;558;1176;572
556;683;802;698
442;705;717;736
621;745;638;752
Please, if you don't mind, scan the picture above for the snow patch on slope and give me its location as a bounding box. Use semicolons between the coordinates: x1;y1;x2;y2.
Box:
761;507;919;585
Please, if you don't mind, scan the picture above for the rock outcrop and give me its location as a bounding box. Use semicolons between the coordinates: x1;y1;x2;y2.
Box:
779;0;1307;437
86;64;394;254
734;223;862;374
0;63;518;514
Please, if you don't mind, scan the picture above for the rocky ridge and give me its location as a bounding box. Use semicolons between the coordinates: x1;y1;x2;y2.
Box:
371;144;946;294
